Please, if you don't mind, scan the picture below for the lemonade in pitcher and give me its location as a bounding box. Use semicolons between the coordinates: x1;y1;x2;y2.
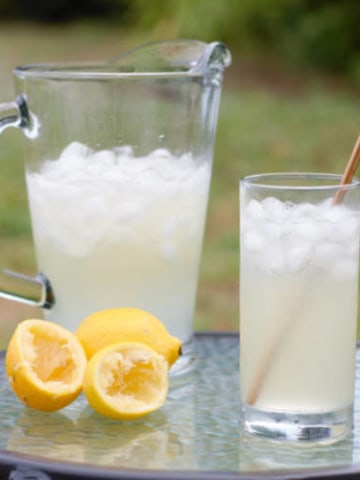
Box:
26;142;211;343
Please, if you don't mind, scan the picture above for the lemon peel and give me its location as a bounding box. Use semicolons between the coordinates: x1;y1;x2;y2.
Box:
82;342;169;420
6;319;87;412
76;308;181;366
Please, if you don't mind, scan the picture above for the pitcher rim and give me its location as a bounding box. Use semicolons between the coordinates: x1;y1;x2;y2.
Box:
13;62;210;80
13;40;231;80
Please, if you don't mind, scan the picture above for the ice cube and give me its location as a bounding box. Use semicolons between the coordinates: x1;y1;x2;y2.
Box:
291;220;321;243
261;244;286;274
245;199;264;221
59;141;91;162
261;221;283;241
293;202;318;219
328;217;359;243
262;197;289;221
91;149;116;166
314;242;342;269
322;204;353;224
81;196;107;222
114;145;134;158
150;148;172;160
285;241;312;273
243;230;264;252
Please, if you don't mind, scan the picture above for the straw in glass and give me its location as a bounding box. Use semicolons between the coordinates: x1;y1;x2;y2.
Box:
246;133;360;405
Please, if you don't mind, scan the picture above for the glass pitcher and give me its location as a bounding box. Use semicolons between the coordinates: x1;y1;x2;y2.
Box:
0;40;231;371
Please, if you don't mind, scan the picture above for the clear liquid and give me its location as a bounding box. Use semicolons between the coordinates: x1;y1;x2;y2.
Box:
26;143;211;342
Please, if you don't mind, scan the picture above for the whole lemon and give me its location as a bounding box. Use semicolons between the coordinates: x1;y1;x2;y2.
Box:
75;308;181;367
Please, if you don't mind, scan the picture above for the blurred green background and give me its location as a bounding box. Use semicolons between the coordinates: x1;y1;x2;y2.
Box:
1;0;360;345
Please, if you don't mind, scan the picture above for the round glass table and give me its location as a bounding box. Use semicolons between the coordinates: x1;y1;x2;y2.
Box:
0;332;360;479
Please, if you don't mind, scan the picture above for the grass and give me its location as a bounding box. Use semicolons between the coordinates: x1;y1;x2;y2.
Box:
1;22;360;338
200;85;360;330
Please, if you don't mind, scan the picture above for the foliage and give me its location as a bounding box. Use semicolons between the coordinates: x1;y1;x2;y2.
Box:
129;0;360;79
0;0;130;22
1;0;360;77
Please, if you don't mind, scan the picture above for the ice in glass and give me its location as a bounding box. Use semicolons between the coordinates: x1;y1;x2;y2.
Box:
26;142;211;344
240;173;360;443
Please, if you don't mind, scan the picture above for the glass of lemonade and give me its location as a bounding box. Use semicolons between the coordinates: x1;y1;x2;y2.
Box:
240;173;360;443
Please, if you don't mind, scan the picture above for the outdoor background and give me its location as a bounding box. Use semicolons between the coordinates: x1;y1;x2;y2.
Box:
1;0;360;346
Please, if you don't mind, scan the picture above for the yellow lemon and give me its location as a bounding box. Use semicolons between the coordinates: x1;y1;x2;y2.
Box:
82;342;169;420
75;308;181;366
6;319;87;412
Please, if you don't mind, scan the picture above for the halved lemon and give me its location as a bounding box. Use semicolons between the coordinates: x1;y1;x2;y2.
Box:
76;308;181;367
82;342;169;420
6;319;87;412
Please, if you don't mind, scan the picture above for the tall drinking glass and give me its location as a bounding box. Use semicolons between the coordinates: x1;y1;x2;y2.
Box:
240;173;360;442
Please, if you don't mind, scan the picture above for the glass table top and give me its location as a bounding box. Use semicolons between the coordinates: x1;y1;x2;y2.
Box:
0;332;360;479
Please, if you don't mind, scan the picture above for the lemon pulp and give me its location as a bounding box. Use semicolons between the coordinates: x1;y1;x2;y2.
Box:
83;342;169;420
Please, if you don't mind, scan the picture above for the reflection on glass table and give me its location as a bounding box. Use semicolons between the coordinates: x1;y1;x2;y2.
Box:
0;333;359;479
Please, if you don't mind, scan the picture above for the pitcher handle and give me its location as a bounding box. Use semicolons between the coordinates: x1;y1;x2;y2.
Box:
0;97;52;309
0;270;55;309
0;95;30;134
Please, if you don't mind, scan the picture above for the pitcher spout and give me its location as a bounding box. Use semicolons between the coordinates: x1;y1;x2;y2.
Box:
192;41;232;74
109;39;231;78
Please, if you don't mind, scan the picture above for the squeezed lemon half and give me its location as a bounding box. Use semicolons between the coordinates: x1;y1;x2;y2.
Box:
6;310;175;418
82;342;169;420
76;307;182;367
5;319;87;412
